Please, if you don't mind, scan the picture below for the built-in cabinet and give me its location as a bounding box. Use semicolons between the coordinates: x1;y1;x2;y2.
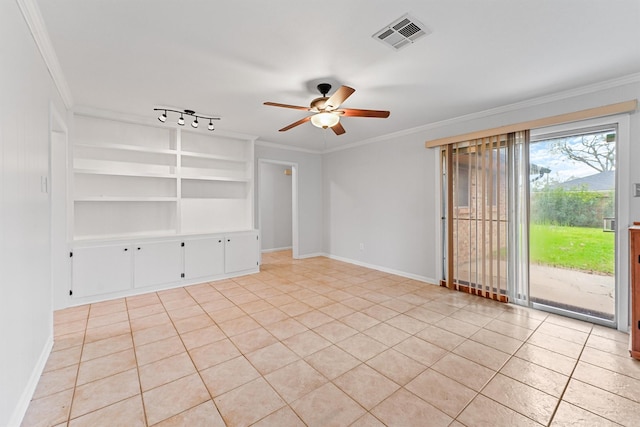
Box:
72;231;259;302
133;241;183;289
69;114;259;304
72;244;134;298
183;237;225;280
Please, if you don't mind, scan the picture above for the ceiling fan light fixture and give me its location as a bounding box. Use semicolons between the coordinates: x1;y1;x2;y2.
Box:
311;112;339;129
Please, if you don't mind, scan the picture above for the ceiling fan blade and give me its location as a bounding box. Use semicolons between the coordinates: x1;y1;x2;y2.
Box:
279;116;311;132
339;108;390;118
264;102;310;111
324;86;355;110
331;122;346;135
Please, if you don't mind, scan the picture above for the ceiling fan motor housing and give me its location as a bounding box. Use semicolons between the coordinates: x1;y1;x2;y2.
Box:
310;97;329;111
317;83;332;96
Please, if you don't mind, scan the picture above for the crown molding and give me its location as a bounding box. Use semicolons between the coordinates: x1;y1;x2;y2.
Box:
255;139;323;154
16;0;74;109
325;72;640;154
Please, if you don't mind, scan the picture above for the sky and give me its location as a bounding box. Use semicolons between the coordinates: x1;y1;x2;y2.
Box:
529;132;614;184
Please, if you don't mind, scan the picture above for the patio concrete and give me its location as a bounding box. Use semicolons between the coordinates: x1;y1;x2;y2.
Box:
529;264;614;318
454;262;615;319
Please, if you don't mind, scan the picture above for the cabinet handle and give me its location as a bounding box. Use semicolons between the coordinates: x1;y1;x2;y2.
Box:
124;248;128;251
137;247;141;250
218;240;222;243
227;239;231;242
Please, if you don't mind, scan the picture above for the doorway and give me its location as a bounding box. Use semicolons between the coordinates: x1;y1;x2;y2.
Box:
257;159;299;259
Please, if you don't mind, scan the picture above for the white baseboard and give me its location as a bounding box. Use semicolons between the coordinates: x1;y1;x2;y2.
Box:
295;252;327;260
261;246;293;253
65;267;260;308
325;254;438;285
8;333;53;427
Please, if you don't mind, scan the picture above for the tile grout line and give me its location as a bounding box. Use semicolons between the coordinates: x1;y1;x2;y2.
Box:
64;304;89;425
156;286;225;426
125;293;150;427
544;324;593;427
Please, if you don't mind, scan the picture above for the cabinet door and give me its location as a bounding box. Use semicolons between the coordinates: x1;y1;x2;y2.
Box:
184;237;225;280
225;232;259;273
72;244;133;298
134;241;183;288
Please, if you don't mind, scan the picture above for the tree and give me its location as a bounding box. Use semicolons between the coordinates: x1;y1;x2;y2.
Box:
552;133;615;172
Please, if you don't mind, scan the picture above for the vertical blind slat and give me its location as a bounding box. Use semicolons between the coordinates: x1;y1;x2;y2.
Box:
488;137;494;299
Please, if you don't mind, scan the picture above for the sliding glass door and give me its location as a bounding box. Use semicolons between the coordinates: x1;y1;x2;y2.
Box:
442;125;617;325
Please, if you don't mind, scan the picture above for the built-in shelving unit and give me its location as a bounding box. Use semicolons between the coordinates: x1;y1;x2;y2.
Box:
67;113;259;306
72;114;255;241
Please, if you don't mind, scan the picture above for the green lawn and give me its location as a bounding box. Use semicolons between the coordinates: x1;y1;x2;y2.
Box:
529;224;614;275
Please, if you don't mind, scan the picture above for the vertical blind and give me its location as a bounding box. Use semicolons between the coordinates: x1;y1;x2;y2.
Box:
443;131;528;302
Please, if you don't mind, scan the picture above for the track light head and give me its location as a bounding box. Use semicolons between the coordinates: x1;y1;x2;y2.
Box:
177;114;185;126
208;120;215;131
158;110;167;123
191;118;199;128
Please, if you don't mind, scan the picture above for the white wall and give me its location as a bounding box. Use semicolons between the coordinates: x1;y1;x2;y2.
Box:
259;162;293;251
323;134;439;282
323;78;640;326
255;143;323;257
0;1;67;425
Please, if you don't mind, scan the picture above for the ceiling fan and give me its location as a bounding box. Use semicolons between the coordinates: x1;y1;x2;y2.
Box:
263;83;390;135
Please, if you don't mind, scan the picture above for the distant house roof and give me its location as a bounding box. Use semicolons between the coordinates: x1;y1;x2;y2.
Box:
556;170;615;191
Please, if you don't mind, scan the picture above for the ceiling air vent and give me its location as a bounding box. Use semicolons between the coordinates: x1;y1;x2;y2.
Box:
372;14;431;50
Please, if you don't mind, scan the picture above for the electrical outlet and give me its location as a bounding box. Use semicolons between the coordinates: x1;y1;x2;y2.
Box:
359;243;364;250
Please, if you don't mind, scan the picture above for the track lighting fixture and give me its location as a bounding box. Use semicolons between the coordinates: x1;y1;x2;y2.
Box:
154;107;220;131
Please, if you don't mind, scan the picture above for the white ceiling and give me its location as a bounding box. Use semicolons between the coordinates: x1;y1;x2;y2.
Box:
36;0;640;151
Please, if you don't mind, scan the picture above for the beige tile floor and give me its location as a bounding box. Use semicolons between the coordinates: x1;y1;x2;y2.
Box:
22;250;640;426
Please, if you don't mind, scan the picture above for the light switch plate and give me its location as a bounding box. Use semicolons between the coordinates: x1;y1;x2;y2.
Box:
635;183;640;197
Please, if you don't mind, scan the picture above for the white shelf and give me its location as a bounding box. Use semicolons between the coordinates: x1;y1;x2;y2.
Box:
180;175;250;182
75;196;178;202
180;150;246;163
74;168;177;179
74;229;178;242
75;142;177;155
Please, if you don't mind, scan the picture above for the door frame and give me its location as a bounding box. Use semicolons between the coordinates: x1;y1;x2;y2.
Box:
257;158;300;259
49;102;70;310
530;114;630;331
